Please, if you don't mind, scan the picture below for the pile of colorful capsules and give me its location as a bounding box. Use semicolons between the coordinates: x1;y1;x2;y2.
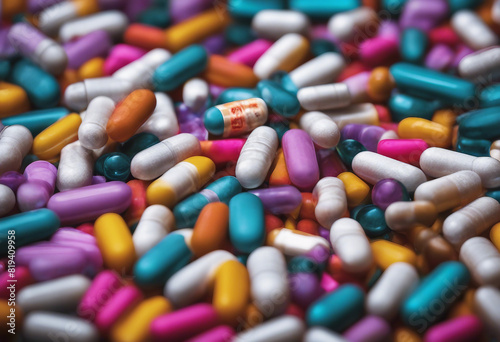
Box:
2;0;500;341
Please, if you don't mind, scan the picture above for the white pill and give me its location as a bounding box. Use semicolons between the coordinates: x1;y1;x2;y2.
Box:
164;250;236;308
304;327;348;342
366;262;419;320
247;246;289;317
78;96;115;150
384;201;437;232
137;92;179;141
235;315;305;342
131;133;201;181
325;103;380;129
494;0;500;24
23;312;99;342
460;237;500;287
268;228;330;256
0;125;33;175
328;7;378;42
298;83;351;111
252;10;310;40
39;1;82;36
414;170;483;212
133;205;174;258
182;78;209;113
352;151;427;192
289;52;345;89
235;126;278;189
313;177;347;228
0;184;15;217
443;197;500;249
458;46;500;80
451;10;498;50
59;11;129;42
330;218;373;273
56;141;94;192
474;286;500;340
300;111;341;149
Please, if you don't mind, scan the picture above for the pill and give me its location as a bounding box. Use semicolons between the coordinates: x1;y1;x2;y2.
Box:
325;103;380;129
371;240;417;270
56;141;94;191
451;10;498;50
235;315;305;342
337;172;370;207
0;184;15;217
78;270;123;321
0;82;30;119
182;78;209;113
191;202;229;257
377;139;428;166
249;185;302;214
298;83;351;111
0;125;33;175
385;201;437;231
65;31;112;71
268;228;330;256
304;327;348;342
289;52;346;90
299;112;341;149
343;315;391;342
77;96;114;150
458;46;500;80
16;160;57;212
313;177;347;228
459;237;500;287
328;7;378;42
252;10;310;40
474;286;500;340
137;92;178;140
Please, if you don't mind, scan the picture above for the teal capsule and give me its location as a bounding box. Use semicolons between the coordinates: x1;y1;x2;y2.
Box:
120;133;160;159
134;233;192;287
95;152;131;182
174;176;242;228
8;59;60;109
228;0;286;22
153;44;208;92
216;87;259;105
1;107;69;136
336;139;367;169
479;84;500;108
272;71;299;95
353;204;391;238
311;39;341;58
350;204;368;219
458;106;500;140
382;0;408;15
289;0;360;20
367;268;383;289
401;261;470;332
257;80;300;118
137;5;170;28
0;59;10;80
400;28;428;64
389;62;476;107
237;254;248;265
456;136;491;157
268;117;290;142
486;188;500;203
229;192;265;254
306;284;365;332
448;0;483;13
389;92;442;122
224;23;257;45
288;256;323;277
0;209;60;254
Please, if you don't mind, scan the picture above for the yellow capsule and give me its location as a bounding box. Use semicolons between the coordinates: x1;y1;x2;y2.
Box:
242;303;264;330
111;296;171;342
337;172;370;207
0;299;22;336
371;240;417;270
32;113;81;160
74;0;100;16
432;109;457;127
491;222;500;252
78;57;105;79
0;82;30;118
398;117;452;148
147;156;215;208
284;216;296;230
213;260;250;325
94;213;136;273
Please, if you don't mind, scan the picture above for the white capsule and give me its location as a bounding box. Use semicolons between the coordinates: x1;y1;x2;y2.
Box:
289;52;345;89
330;218;373;273
252;10;310;40
313;177;347;228
182;78;209;113
56;141;94;192
328;7;378;42
59;11;129;43
460;237;500;287
420;147;500;189
384;201;437;232
304;327;348;342
269;228;330;256
23;312;99;342
414;170;483;212
39;1;82;36
78;96;115;150
0;125;33;175
253;33;309;79
164;250;236;308
133;205;174;258
352;151;427;192
113;48;171;90
474;286;500;340
235;126;278;189
366;262;419;320
137;93;178;141
0;184;15;217
443;197;500;249
299;111;340;149
235;315;305;342
18;274;90;313
451;10;498;50
458;46;500;80
494;0;500;24
247;246;289;317
297;83;351;111
64;77;134;111
325;103;380;129
131;133;200;181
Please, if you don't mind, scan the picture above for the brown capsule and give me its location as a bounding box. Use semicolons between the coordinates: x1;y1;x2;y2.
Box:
367;67;395;102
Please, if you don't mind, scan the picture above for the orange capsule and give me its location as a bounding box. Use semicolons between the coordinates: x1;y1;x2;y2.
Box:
265;214;284;234
106;89;156;142
269;148;292;186
58;69;81;93
203;55;258;88
297;219;320;236
398;117;452;148
78;57;105;79
432;109;458;127
2;0;26;21
367;67;395;102
0;82;30;118
299;193;316;221
124;24;168;50
191;202;229;257
123;180;149;228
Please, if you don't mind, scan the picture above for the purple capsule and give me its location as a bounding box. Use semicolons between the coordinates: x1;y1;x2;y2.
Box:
169;0;213;23
425;44;454;71
371;178;409;211
0;171;26;192
343;315;391;342
318;226;331;243
249;186;302;215
203;34;226;55
64;30;112;70
0;25;17;58
341;124;386;152
28;0;63;13
92;175;107;185
317;149;347;178
16;161;57;212
399;0;449;32
289;273;324;309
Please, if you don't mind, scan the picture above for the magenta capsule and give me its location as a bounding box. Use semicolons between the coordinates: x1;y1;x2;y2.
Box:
320;273;339;293
282;129;320;191
316;149;347;178
377;139;429;167
0;171;26;192
0;266;33;300
47;181;132;225
249;185;302;215
423;315;483;342
200;138;246;165
103;44;146;75
186;325;235;342
63;30;112;70
78;270;123;321
227;39;273;67
16;161;57;212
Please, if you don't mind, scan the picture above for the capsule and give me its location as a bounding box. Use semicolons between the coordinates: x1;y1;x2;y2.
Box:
328;7;378;42
377;139;429;167
229;192;265;253
491;223;500;251
337;172;370;207
235;315;305;342
55;141;93;191
385;201;437;232
235;126;278;189
458;46;500;80
76;97;113;149
249;185;302;215
451;10;498;50
78;270;123;321
189;202;228;257
299;112;340;149
133;205;174;258
297;83;351;111
136;93;178;140
268;228;330;256
16;161;57;212
288;52;346;90
459;237;500;287
0;125;33;175
371;240;417;270
65;31;111;71
205;55;258;89
330;218;373;273
247;247;289;317
325;103;380;129
313;177;347;228
182;78;209;113
0;184;15;217
474;286;500;340
204;98;268;137
200;139;245;165
303;327;347;342
398;118;452;148
252;10;310;40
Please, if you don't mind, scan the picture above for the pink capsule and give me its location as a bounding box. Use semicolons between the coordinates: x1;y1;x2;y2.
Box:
16;160;57;212
344;71;370;102
343;315;391;342
377;139;429;166
0;266;33;300
320;272;339;293
227;39;273;67
317;149;347;178
78;270;123;321
282;129;320;191
186;325;236;342
104;44;147;75
360;37;399;67
200;139;246;165
424;315;483;342
425;44;454;71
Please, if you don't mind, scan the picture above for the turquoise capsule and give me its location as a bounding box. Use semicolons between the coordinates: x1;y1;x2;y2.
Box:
95;152;131;182
389;63;476;107
353;204;391;238
174;176;242;228
137;5;170;28
228;0;286;22
486;188;500;203
336;139;367;169
389;92;442;122
1;107;69;136
268;117;290;142
216;88;259;105
479;84;500;108
0;59;10;80
311;39;341;58
134;233;192;287
289;0;360;20
306;284;365;332
382;0;408;15
0;209;60;254
456;136;491;157
458;106;500;140
288;256;324;277
257;80;300;118
448;0;483;13
237;254;248;265
400;28;428;64
153;44;208;92
120;132;160;159
350;204;368;220
401;261;470;332
224;23;257;45
8;59;60;109
272;71;299;95
229;192;265;254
